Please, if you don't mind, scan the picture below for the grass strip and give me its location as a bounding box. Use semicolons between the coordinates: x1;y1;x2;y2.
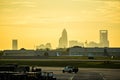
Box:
0;60;120;69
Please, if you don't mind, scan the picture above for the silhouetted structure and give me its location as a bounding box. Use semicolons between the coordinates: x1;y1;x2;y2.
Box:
69;40;84;47
58;29;68;48
99;30;109;47
36;43;52;50
12;39;18;50
46;43;52;49
86;41;99;47
86;30;109;47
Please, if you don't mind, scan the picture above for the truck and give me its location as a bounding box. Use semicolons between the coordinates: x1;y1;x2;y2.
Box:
62;66;78;73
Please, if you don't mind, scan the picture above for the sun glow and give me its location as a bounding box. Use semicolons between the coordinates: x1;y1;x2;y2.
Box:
0;0;120;50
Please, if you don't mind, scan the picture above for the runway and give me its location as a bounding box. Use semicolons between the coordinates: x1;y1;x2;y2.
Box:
40;67;120;80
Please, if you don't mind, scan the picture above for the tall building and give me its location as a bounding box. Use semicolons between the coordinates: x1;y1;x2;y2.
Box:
58;29;68;48
99;30;109;47
12;39;18;50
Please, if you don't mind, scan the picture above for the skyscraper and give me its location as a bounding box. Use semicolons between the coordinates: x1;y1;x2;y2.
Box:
12;39;18;50
99;30;109;47
58;29;68;48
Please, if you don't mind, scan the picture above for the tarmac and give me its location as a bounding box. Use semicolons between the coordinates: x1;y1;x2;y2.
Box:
40;67;120;80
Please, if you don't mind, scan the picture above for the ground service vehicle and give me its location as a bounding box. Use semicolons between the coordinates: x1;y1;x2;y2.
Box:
0;64;56;80
63;66;78;73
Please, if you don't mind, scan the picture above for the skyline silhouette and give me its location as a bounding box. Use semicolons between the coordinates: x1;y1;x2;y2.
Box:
0;0;120;49
0;29;113;50
0;28;120;50
0;27;120;50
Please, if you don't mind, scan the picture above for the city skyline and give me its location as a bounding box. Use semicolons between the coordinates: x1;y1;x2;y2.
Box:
0;0;120;49
0;29;116;50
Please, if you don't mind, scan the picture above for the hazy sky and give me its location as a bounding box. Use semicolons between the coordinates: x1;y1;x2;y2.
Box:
0;0;120;50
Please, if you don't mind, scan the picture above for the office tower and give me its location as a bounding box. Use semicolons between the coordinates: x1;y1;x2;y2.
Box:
58;29;68;48
99;30;109;47
12;39;18;50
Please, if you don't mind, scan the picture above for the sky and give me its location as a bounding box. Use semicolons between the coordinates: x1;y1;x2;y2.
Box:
0;0;120;50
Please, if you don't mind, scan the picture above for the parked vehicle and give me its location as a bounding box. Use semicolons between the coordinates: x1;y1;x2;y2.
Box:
63;66;78;73
0;64;56;80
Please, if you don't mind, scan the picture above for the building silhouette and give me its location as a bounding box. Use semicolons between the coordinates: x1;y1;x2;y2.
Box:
46;43;52;49
86;30;109;47
36;43;52;50
58;29;68;48
99;30;109;47
85;41;99;47
69;40;84;47
12;39;18;50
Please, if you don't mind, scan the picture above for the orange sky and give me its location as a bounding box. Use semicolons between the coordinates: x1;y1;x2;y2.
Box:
0;0;120;50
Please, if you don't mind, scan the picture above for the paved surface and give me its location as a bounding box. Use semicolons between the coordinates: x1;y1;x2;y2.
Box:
40;67;120;80
1;58;120;62
73;72;103;80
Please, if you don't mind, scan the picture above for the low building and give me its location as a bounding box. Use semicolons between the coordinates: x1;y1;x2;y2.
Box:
69;46;120;57
3;49;36;56
107;48;120;56
3;49;62;56
35;50;62;56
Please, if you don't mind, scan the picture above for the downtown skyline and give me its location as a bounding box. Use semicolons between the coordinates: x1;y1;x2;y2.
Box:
0;0;120;50
0;28;117;50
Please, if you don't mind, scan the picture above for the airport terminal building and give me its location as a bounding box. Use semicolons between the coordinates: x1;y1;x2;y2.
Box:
3;49;61;56
2;47;120;57
69;46;120;57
